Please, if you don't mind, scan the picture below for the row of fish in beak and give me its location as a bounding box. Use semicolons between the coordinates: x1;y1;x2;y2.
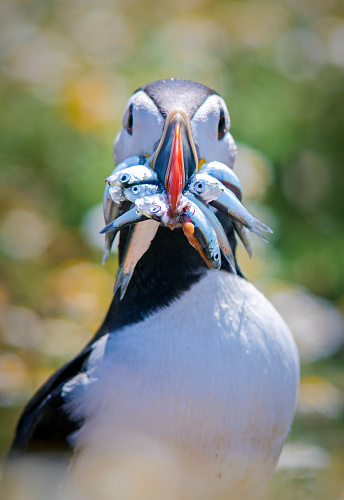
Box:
101;155;272;299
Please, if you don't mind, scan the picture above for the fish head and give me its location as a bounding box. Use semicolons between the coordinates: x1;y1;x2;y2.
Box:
124;184;162;203
188;173;223;202
109;186;125;204
135;194;170;224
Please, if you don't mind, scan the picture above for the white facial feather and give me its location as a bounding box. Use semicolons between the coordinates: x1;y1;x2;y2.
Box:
113;90;164;165
191;95;237;168
114;91;237;171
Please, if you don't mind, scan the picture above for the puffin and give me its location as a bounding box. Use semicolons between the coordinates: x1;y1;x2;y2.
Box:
8;79;300;500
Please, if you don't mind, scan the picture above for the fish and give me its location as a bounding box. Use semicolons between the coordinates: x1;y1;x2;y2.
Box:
123;184;163;203
187;171;265;246
113;220;160;300
200;161;242;201
135;193;170;226
102;184;123;264
104;155;149;210
106;165;159;189
186;192;236;273
210;185;272;241
102;156;146;263
100;207;148;235
187;172;224;204
113;155;147;172
106;155;148;182
181;198;221;270
108;186;126;204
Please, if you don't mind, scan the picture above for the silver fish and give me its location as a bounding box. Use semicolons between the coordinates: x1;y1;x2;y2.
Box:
211;185;272;241
186;192;236;273
135;193;170;225
187;172;224;203
181;198;221;270
102;184;122;263
200;161;242;201
113;155;147;172
105;155;148;206
102;156;151;263
113;220;160;300
107;165;159;188
123;184;163;203
106;156;148;183
100;207;148;234
102;156;145;262
108;185;126;204
187;171;266;245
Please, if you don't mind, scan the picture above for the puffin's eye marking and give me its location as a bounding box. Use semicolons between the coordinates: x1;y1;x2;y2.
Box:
120;173;130;184
150;205;161;214
218;108;227;141
194;182;205;193
126;103;133;135
131;186;140;194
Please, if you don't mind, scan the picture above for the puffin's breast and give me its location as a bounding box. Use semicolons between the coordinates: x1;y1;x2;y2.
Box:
66;271;299;500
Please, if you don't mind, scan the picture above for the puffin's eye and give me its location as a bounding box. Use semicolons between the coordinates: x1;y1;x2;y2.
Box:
131;186;140;194
120;173;130;184
218;108;227;140
150;205;161;214
194;182;204;194
126;103;133;135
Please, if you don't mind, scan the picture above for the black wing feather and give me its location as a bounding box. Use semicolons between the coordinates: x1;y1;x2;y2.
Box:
9;346;92;455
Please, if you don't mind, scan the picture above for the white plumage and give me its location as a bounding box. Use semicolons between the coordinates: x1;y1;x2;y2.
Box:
66;271;299;500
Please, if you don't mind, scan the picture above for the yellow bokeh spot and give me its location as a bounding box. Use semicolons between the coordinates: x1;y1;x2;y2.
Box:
63;77;115;131
49;260;114;330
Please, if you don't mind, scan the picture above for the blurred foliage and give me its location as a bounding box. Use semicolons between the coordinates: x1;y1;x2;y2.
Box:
0;0;344;498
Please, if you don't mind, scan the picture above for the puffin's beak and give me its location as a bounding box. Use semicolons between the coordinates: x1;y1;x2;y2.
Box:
153;110;198;221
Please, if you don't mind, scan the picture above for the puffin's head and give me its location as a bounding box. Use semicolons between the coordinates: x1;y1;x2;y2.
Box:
113;79;237;218
102;79;271;295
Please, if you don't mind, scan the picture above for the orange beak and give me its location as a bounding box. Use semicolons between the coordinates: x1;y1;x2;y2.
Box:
153;110;198;223
165;123;184;219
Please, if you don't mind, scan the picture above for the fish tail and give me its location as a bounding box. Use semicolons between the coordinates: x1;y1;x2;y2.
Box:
120;273;133;300
102;234;115;264
222;249;237;274
102;248;110;265
249;225;268;243
251;216;273;234
113;267;123;296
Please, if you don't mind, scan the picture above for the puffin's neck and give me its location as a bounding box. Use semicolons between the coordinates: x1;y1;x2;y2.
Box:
99;214;240;335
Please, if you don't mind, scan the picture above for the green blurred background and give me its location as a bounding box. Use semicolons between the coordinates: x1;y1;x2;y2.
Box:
0;0;344;498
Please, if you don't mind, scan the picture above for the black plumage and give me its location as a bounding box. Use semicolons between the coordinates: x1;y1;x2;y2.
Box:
138;79;218;119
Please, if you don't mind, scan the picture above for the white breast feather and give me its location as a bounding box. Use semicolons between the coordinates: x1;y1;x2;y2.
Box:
64;271;299;500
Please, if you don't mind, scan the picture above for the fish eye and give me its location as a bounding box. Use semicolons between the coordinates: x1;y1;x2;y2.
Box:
214;253;219;260
120;173;130;184
218;108;227;141
126;103;133;135
131;185;140;194
150;205;161;214
194;182;204;194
